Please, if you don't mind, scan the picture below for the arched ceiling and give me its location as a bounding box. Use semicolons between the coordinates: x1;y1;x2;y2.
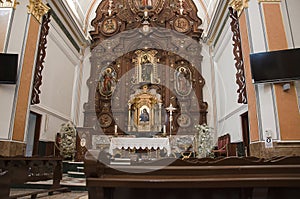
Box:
65;0;219;39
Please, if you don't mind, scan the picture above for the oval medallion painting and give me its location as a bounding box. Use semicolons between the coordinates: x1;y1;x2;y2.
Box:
174;66;192;96
99;67;117;96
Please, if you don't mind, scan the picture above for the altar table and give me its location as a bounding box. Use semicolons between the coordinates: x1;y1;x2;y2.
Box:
109;137;171;156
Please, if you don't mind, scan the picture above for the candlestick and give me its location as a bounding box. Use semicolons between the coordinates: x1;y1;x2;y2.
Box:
114;124;118;136
162;125;166;137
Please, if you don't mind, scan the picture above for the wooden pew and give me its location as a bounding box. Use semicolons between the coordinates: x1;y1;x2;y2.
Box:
84;153;300;199
0;156;69;198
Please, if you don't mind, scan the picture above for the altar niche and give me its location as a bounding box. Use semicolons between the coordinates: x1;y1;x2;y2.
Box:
127;85;162;134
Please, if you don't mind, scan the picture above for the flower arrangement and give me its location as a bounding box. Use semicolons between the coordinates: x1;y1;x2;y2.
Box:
58;121;77;160
194;124;214;158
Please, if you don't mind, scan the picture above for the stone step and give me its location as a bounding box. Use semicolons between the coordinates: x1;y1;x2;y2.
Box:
63;161;84;173
67;171;85;178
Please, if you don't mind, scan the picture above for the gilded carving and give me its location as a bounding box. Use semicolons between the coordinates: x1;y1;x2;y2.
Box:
0;0;19;9
27;0;50;23
229;0;249;17
258;0;281;2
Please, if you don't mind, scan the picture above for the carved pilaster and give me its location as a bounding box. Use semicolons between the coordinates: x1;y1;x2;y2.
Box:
229;0;249;17
31;11;51;105
229;7;247;104
0;0;19;9
27;0;50;23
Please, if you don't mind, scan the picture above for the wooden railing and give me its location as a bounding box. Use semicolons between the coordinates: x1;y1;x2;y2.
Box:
84;154;300;199
0;156;69;198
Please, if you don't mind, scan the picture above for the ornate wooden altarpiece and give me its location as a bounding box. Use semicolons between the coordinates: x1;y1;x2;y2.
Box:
82;0;208;139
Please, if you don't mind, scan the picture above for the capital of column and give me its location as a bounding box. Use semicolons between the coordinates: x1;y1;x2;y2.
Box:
258;0;281;2
27;0;50;23
229;0;249;17
0;0;19;9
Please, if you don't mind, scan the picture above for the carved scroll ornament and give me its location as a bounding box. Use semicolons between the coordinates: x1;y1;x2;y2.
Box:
229;7;247;104
31;12;51;105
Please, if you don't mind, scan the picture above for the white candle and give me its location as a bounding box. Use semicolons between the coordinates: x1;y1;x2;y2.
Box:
163;125;166;133
114;125;117;133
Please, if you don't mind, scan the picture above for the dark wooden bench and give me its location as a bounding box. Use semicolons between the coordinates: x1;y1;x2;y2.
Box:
84;153;300;199
0;156;69;199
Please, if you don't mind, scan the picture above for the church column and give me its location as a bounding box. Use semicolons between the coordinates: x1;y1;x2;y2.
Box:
259;0;300;142
0;0;20;156
231;0;300;157
12;0;49;144
229;0;260;145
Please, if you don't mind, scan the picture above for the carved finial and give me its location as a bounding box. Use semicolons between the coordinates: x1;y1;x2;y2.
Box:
27;0;50;23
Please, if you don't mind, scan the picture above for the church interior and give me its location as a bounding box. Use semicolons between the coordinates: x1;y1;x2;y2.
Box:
1;0;300;198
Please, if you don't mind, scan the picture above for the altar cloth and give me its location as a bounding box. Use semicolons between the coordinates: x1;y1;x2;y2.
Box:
109;137;171;156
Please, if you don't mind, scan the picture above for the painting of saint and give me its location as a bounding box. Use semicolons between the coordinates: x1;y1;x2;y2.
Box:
175;66;192;96
141;54;152;82
99;67;117;96
139;108;149;122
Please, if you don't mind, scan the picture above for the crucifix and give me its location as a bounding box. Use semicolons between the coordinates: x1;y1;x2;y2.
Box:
166;103;177;137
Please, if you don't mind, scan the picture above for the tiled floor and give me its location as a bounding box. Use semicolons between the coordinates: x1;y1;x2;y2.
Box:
10;189;88;199
10;174;88;198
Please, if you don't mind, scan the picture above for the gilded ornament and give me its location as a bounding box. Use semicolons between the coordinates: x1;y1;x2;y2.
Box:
27;0;50;23
229;0;249;17
0;0;19;9
258;0;281;2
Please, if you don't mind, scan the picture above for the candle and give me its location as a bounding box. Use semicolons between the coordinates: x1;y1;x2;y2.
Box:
163;125;166;133
114;125;117;133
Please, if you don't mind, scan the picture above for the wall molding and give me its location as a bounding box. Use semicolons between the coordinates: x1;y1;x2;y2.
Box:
49;19;80;65
30;104;71;122
218;104;248;123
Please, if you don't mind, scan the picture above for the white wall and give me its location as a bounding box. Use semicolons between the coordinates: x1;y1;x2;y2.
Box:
212;19;245;143
29;17;81;142
78;47;91;127
201;43;215;129
0;2;29;139
284;0;300;48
